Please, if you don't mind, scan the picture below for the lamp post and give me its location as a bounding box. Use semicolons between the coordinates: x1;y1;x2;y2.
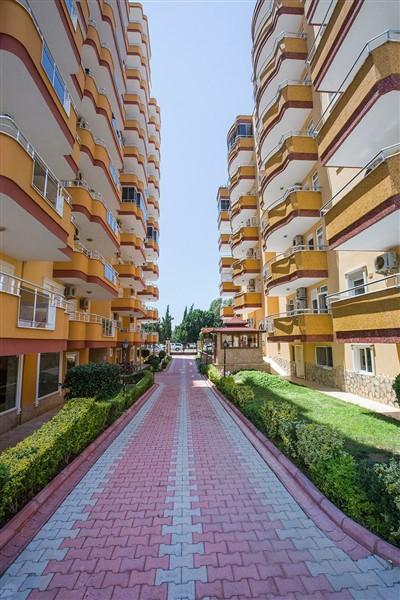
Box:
122;341;129;365
223;340;229;378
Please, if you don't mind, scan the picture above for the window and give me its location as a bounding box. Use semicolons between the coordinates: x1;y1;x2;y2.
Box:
307;235;314;249
0;356;21;413
353;346;374;375
220;199;230;211
311;289;319;313
316;227;325;250
347;268;366;296
37;353;60;399
221;334;233;348
311;171;319;189
316;347;333;368
122;186;136;202
318;285;328;313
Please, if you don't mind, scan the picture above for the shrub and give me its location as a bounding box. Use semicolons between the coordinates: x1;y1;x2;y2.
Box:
218;376;236;400
141;348;150;360
145;355;161;371
159;350;166;360
373;459;400;542
296;423;343;467
207;364;223;384
0;398;110;523
310;453;376;523
63;363;122;400
259;399;299;441
230;384;255;410
392;374;400;405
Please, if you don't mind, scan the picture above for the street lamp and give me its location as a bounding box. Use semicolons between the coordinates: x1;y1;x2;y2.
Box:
223;340;229;378
122;340;129;365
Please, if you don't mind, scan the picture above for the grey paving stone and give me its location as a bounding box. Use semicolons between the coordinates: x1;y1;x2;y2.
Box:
155;567;182;585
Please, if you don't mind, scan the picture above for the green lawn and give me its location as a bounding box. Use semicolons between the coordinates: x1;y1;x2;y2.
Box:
235;371;400;461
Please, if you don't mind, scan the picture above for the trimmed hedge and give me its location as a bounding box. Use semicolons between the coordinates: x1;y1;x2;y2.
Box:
63;363;122;399
200;364;254;410
199;362;400;546
393;373;400;405
0;369;154;526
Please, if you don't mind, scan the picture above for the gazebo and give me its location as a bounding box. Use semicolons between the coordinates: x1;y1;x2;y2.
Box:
200;318;266;373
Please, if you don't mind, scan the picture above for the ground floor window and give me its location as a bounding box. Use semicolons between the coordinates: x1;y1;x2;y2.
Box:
37;352;61;399
316;346;333;368
65;352;79;372
0;355;20;413
353;345;374;375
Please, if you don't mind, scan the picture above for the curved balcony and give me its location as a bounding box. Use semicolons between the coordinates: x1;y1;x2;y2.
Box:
233;291;263;315
255;33;308;120
82;20;124;123
231;195;258;231
1;0;77;178
79;69;123;167
264;246;328;296
111;295;145;316
139;307;159;323
257;81;313;163
126;67;148;105
117;325;145;346
219;256;235;274
220;281;241;297
233;259;261;285
65;180;119;255
0;116;73;261
0;272;68;355
218;209;231;234
304;0;332;25
53;242;119;299
260;132;318;207
144;237;159;262
123;145;147;183
308;0;400;91
263;186;322;252
218;233;231;254
124;93;148;132
147;196;160;219
220;305;234;318
229;166;256;205
322;147;400;251
118;199;146;238
146;332;159;344
142;262;159;282
317;34;400;168
126;43;149;82
119;233;146;264
328;274;400;344
68;311;117;349
231;226;259;259
138;285;159;302
77;123;121;211
124;119;147;159
267;309;333;342
115;263;144;290
253;0;304;80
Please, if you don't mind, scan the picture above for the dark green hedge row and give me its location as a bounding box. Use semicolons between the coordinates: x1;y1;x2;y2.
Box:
0;369;154;525
199;362;400;546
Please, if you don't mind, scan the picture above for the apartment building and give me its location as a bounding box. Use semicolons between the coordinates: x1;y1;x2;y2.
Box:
217;0;400;405
0;0;160;434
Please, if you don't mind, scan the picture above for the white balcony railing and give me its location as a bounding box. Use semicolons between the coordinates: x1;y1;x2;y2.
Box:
0;271;67;330
256;80;312;128
1;115;70;216
62;179;120;236
261;183;321;213
68;310;118;337
256;32;307;86
263;245;328;279
327;273;400;303
73;242;119;285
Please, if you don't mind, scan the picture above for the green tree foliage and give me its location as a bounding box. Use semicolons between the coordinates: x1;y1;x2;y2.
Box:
173;303;222;344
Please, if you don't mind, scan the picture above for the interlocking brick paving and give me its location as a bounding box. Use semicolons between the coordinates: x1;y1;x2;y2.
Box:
0;357;399;599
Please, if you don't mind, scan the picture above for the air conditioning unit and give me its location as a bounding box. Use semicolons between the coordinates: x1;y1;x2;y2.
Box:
293;235;304;247
246;248;254;257
64;286;76;298
79;298;89;311
296;298;307;311
375;252;398;274
296;287;307;300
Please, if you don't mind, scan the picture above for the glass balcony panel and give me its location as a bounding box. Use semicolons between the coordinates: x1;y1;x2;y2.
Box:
33;161;47;196
18;287;35;326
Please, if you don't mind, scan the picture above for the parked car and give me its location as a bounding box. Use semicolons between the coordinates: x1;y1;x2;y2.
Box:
171;343;183;352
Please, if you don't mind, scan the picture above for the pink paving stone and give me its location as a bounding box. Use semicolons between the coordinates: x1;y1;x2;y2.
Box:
195;579;224;598
102;571;130;588
222;578;252;598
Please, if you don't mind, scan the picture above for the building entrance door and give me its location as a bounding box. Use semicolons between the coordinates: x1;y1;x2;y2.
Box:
294;345;305;378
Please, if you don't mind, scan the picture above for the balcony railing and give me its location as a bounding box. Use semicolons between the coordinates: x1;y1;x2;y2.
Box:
256;32;307;86
320;144;400;215
261;129;317;168
315;30;400;132
327;274;400;304
73;242;119;285
263;244;328;279
1;115;70;216
0;271;67;330
261;184;321;214
257;80;312;127
306;0;338;64
68;310;117;337
63;179;119;235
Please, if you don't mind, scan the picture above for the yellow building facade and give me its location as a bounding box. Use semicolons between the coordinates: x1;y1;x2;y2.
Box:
217;0;400;406
0;0;160;433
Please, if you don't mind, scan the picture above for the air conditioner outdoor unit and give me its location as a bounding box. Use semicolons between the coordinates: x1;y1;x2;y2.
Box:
64;286;76;298
296;287;307;300
296;298;307;311
374;252;398;274
247;248;254;257
79;298;89;311
293;235;304;247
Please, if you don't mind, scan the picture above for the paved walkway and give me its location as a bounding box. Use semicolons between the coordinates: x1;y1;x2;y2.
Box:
0;357;399;599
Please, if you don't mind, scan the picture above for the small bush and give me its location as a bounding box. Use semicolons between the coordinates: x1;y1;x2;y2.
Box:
310;453;376;523
207;364;223;384
230;384;255;410
63;363;121;400
260;399;299;441
159;350;166;360
373;459;400;542
296;423;343;467
141;348;150;360
392;374;400;405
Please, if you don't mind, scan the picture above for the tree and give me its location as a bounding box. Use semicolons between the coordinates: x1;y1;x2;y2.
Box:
209;298;222;318
172;304;222;344
160;305;173;342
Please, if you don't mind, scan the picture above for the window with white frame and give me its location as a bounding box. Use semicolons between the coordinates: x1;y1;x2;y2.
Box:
316;346;333;368
37;353;61;399
318;285;328;313
0;355;21;413
353;346;374;375
316;227;325;250
347;268;366;296
311;288;318;313
307;234;314;249
311;171;319;189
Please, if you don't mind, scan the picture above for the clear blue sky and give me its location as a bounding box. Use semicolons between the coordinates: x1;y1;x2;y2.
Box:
143;0;255;324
